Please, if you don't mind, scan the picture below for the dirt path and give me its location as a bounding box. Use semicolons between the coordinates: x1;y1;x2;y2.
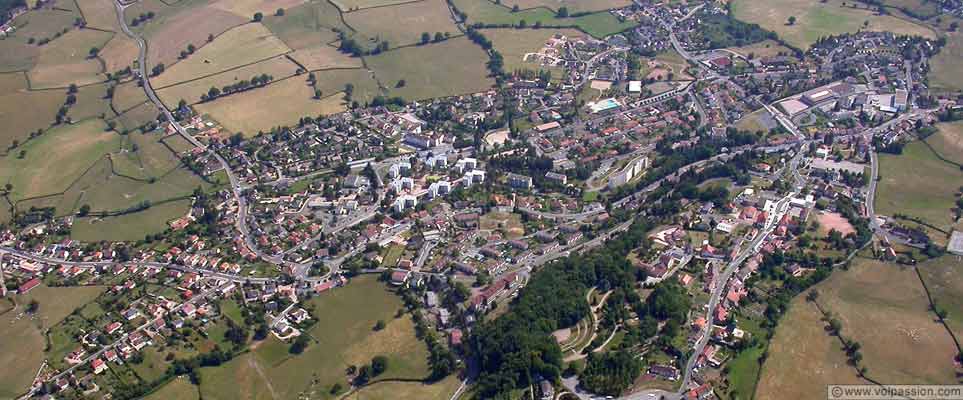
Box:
249;356;279;400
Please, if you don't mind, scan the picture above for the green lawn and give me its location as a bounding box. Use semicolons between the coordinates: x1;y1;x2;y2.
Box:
366;37;494;101
876;141;963;230
199;275;429;400
917;256;963;339
451;0;636;39
70;198;191;242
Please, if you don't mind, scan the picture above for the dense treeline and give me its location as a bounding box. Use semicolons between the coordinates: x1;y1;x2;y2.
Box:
579;352;643;396
698;12;776;49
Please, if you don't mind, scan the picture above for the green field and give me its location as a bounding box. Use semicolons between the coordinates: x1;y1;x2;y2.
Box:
345;374;463;400
0;72;67;151
0;118;121;201
366;37;494;100
499;0;629;13
876;141;963;230
127;0;248;69
917;256;963;339
0;2;81;72
68;82;117;122
343;0;459;48
26;28;113;89
451;0;635;39
929;32;963;92
143;377;201;400
0;285;105;398
70;198;191;242
483;28;583;76
199;275;430;400
151;22;293;90
730;0;936;49
156;55;301;106
926;121;963;165
262;0;351;50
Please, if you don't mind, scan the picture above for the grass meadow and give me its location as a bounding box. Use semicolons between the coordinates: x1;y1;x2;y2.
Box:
876;141;963;231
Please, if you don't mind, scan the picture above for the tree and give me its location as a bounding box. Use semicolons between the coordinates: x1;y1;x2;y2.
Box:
371;355;388;376
314;89;322;99
806;289;820;302
275;8;284;16
27;300;39;313
252;12;263;22
421;32;431;45
151;63;165;76
208;87;221;99
88;47;99;57
374;320;386;331
395;79;406;88
511;4;519;11
556;6;568;17
78;204;91;216
289;335;309;354
330;383;343;394
787;16;796;25
434;32;444;42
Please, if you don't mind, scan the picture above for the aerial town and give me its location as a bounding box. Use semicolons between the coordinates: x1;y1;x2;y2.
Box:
1;0;963;399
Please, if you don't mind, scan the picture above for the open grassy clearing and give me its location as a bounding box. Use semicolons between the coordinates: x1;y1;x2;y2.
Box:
817;258;958;384
195;76;345;134
345;374;462;400
343;0;458;48
880;0;941;18
151;23;292;91
112;79;150;112
68;82;117;121
730;0;936;49
366;37;493;100
199;275;430;400
0;118;120;202
330;0;415;12
211;0;309;19
128;0;248;69
926;120;963;165
26;28;113;89
917;255;963;339
75;163;209;212
726;39;794;59
756;288;865;400
483;28;582;75
143;377;201;400
156;55;301;105
451;0;635;39
929;32;963;92
291;45;362;70
311;68;381;103
113;130;187;178
98;33;139;73
876;141;963;230
71;198;191;241
76;0;121;31
0;72;66;151
0;285;105;399
113;101;159;132
499;0;629;13
735;108;776;134
0;3;81;72
262;0;350;50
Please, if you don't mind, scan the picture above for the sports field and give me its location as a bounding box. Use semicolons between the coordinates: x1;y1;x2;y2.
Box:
156;55;301;105
730;0;936;49
0;118;120;202
343;0;459;48
194;77;345;134
0;285;105;399
816;259;957;384
483;28;583;75
0;72;66;151
71;198;191;242
367;37;494;100
151;23;293;90
876;141;963;230
756;288;865;400
451;0;635;39
926;121;963;165
26;28;113;89
199;275;430;400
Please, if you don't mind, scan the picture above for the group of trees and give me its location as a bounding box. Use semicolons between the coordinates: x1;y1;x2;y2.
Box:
579;352;642;396
200;73;274;102
697;12;777;49
419;31;449;45
130;11;155;27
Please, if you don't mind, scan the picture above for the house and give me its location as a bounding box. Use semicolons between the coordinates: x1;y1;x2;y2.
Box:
390;270;411;286
507;173;533;190
18;277;41;294
648;364;679;381
105;322;122;335
538;378;554;400
449;328;463;346
92;358;108;375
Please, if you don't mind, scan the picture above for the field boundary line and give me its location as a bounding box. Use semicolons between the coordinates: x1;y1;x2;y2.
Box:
912;265;963;356
339;0;427;13
153;52;295;91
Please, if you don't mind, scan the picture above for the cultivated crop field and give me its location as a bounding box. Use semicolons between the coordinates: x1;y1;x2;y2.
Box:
367;37;494;100
194;76;345;134
156;55;301;105
876;141;963;231
730;0;936;49
343;0;459;48
151;23;292;90
198;275;430;400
